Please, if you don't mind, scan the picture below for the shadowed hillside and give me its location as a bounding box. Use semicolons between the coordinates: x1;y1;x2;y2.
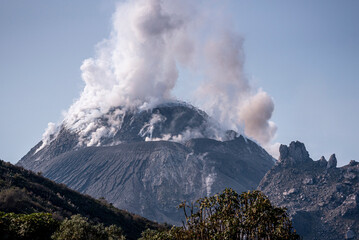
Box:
0;159;161;240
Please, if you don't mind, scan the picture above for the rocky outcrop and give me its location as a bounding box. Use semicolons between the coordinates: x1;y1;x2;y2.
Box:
17;103;274;225
278;141;310;164
258;141;359;240
327;154;337;169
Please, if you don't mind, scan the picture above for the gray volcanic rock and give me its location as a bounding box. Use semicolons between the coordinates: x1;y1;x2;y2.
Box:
20;128;79;171
18;103;274;224
258;141;359;240
327;154;337;169
278;141;310;164
318;156;328;168
18;102;215;171
108;102;212;144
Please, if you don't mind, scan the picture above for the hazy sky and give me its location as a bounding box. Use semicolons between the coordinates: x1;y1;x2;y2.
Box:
0;0;358;166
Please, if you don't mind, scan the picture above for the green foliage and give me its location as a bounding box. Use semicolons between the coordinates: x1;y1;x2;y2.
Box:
0;160;160;239
0;212;125;240
51;214;125;240
0;187;32;213
106;224;126;240
140;227;191;240
0;212;59;240
140;189;301;240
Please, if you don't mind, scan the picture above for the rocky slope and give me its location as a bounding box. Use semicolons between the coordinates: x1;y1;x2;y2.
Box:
17;103;274;224
0;159;160;240
258;141;359;240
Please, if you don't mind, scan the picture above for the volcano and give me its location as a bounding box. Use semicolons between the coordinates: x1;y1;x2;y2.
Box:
18;102;274;224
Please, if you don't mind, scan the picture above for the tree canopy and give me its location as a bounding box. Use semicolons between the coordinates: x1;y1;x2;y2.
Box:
141;189;300;240
0;212;59;240
52;214;125;240
0;212;125;240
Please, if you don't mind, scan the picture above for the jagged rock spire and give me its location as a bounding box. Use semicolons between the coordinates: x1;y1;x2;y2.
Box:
327;154;337;169
279;141;310;164
318;156;328;167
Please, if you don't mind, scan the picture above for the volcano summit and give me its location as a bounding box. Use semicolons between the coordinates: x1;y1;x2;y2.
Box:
18;102;274;224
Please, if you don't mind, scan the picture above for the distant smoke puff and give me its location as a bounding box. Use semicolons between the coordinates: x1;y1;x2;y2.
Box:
145;127;205;143
36;122;58;153
239;91;277;145
193;30;278;154
87;126;109;147
195;32;249;133
171;128;204;142
140;113;167;140
195;32;277;144
205;172;216;197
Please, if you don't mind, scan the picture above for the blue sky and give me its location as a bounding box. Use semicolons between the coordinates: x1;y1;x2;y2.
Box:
0;0;358;166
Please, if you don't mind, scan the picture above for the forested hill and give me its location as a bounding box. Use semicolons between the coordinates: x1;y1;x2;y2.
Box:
0;159;161;239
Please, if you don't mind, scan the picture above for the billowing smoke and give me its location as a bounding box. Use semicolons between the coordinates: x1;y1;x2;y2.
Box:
193;30;278;154
40;0;279;157
65;0;188;127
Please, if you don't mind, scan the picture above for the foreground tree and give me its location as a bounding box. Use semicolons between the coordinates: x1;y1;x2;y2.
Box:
140;189;300;240
0;212;125;240
0;212;59;240
51;214;125;240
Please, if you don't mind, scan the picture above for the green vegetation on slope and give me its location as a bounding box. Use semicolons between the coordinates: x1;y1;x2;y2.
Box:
0;160;160;239
0;212;58;240
0;212;125;240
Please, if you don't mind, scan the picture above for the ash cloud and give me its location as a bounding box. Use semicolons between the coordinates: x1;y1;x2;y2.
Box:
40;0;279;157
194;31;278;154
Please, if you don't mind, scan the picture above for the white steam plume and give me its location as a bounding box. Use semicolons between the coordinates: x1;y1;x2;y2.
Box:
60;0;194;146
40;0;279;157
65;0;191;124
